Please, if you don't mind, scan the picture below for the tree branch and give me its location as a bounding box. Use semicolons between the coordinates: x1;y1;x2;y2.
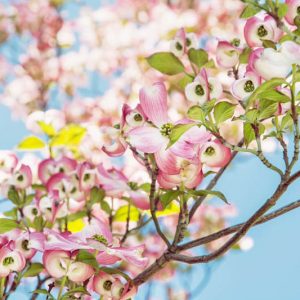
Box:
178;198;300;251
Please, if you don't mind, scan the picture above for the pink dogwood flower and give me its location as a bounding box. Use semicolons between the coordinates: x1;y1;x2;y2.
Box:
244;15;282;48
285;0;300;25
231;71;261;100
11;164;32;189
43;250;94;283
170;28;198;57
38;156;77;184
200;140;231;168
185;69;222;104
0;245;26;277
216;41;242;69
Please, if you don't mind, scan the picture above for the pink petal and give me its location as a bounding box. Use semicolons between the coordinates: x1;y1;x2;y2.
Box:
139;82;168;127
128;126;167;153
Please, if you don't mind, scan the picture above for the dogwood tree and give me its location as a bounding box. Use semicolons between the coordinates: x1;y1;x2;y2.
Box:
0;0;300;299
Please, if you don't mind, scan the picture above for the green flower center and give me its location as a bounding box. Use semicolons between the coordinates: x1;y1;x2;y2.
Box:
83;173;91;181
175;42;183;51
32;208;38;215
186;38;191;47
205;146;215;156
22;239;29;251
244;80;255;93
160;123;173;137
128;181;138;190
103;280;113;291
297;6;300;15
257;25;268;37
17;174;24;182
231;38;240;47
133;113;143;122
3;257;14;266
195;84;205;96
93;234;108;246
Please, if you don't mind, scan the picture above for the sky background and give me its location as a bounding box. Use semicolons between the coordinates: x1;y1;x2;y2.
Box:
1;0;300;299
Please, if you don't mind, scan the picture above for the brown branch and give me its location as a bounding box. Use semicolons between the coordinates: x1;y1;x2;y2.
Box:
168;179;290;264
189;143;240;220
150;166;171;247
178;198;300;251
277;136;289;170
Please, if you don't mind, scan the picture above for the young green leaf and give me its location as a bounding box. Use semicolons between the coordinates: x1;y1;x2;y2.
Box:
23;263;44;277
187;106;206;122
213;102;236;125
168;123;195;148
189;189;229;204
76;250;98;270
114;205;139;222
0;218;21;233
50;124;86;147
61;287;91;299
38;121;56;137
18;136;46;150
240;4;261;18
188;48;208;69
160;190;180;208
147;52;185;75
7;186;20;205
246;78;287;107
277;3;288;18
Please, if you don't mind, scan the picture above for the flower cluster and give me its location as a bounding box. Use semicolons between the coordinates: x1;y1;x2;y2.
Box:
0;0;300;299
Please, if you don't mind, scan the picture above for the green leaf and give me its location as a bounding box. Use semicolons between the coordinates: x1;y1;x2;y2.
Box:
61;287;90;299
90;187;105;204
114;205;139;222
177;74;194;90
213;102;236;125
277;3;288;18
168;123;195;148
189;189;229;204
280;113;293;131
23;263;44;277
204;59;216;68
99;267;132;282
188;48;208;69
245;109;258;123
258;99;278;120
246;78;287;107
38;121;56;137
147;52;185;75
187;106;206;122
7;186;20;205
0;218;21;233
239;47;251;64
32;216;44;231
259;90;290;103
139;183;151;193
243;122;255;146
68;211;87;222
3;208;18;220
76;250;98;270
240;4;260;18
18;136;46;150
160;190;180;208
262;39;277;49
24;194;35;206
50;124;86;147
32;289;54;299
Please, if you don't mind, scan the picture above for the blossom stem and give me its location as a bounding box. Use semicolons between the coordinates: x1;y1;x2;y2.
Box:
57;276;67;300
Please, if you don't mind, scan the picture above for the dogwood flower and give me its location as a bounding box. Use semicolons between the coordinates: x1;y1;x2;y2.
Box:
244;15;282;48
200;140;231;168
43;250;94;282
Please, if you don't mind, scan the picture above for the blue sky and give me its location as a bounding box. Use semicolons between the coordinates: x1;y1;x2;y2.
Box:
1;0;300;299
